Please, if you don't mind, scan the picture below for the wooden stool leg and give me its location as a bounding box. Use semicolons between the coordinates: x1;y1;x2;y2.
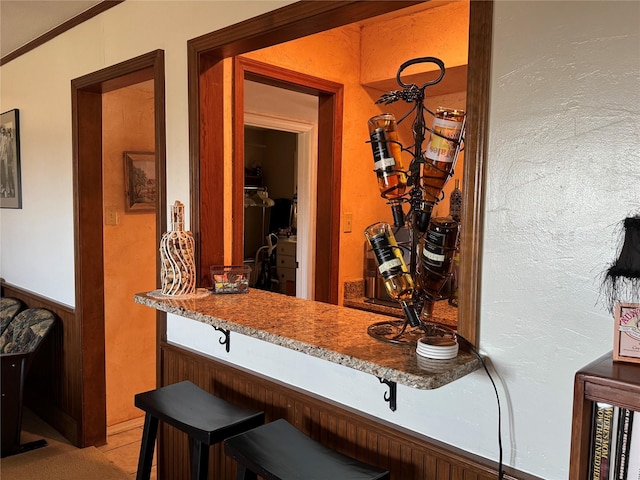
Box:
190;439;209;480
136;413;159;480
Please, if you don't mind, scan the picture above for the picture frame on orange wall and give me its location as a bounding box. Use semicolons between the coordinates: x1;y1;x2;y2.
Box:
0;109;22;209
124;151;156;213
613;302;640;364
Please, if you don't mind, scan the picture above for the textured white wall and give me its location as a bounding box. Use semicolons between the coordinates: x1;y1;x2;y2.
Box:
481;0;639;475
171;2;640;478
1;1;639;478
0;1;294;305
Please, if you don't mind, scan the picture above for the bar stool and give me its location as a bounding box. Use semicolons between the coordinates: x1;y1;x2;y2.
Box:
134;380;264;480
224;419;390;480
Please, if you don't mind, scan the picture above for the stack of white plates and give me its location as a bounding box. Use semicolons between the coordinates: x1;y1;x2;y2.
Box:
416;336;459;360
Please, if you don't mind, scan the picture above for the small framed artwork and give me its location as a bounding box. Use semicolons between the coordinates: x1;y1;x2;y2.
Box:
613;302;640;364
0;109;22;209
124;151;156;213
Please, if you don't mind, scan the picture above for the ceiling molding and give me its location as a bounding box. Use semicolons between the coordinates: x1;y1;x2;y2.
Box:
0;1;124;66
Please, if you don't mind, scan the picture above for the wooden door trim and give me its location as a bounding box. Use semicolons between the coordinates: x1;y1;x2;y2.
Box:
233;56;343;302
71;49;166;446
457;0;492;345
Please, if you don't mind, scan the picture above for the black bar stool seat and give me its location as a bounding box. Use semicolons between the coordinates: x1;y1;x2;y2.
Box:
135;380;264;480
224;419;390;480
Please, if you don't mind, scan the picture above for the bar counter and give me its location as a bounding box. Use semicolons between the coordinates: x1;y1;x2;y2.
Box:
135;288;480;390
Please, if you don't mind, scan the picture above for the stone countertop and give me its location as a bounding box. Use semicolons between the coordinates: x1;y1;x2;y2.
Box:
135;289;480;390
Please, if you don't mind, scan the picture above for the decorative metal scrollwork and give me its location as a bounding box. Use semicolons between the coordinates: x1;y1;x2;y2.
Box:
378;377;397;411
212;326;230;353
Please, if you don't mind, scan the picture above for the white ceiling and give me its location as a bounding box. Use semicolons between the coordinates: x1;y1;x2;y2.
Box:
1;0;102;58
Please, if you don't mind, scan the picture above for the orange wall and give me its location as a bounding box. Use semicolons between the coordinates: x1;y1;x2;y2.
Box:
360;1;470;85
102;81;157;426
244;2;469;299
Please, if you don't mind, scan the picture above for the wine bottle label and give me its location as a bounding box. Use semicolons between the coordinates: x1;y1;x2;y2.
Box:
423;229;446;268
425;117;463;163
378;258;402;275
423;247;445;264
431;117;461;132
374;157;396;170
427;229;446;246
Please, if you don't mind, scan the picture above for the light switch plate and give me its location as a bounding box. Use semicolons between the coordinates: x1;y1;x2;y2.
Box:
105;207;118;226
344;212;353;233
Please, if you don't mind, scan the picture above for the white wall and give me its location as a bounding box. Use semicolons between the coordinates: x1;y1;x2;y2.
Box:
0;0;295;306
483;0;638;475
1;1;639;478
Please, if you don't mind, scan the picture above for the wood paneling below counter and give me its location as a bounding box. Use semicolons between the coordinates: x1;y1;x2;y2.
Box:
1;281;80;446
160;341;541;480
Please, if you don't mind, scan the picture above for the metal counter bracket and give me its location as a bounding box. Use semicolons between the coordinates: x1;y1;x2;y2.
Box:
212;326;230;353
378;377;397;411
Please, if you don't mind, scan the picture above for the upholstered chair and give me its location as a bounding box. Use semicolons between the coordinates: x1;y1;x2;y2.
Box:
0;297;25;335
1;308;57;457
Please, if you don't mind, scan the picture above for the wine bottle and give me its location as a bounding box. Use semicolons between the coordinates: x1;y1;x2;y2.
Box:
368;114;407;227
364;222;420;327
422;108;465;203
418;216;459;299
449;179;462;223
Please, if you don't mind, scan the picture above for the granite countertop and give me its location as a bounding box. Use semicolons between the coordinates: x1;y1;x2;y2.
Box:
135;289;480;390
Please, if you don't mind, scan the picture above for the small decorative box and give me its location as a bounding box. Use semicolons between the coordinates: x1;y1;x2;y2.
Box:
613;302;640;364
210;265;251;294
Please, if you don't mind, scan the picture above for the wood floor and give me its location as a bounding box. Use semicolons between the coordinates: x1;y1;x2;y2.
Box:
16;409;154;479
98;416;157;479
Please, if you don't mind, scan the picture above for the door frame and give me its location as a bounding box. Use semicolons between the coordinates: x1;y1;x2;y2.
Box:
236;57;339;302
71;49;166;446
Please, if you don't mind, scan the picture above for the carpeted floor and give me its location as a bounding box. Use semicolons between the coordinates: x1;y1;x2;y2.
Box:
0;410;130;480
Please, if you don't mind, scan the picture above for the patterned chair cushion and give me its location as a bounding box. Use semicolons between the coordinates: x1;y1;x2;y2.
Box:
0;297;25;335
0;308;55;355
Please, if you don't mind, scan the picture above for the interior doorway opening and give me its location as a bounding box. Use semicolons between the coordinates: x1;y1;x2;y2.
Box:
243;89;319;299
102;81;157;428
71;50;166;447
243;126;297;294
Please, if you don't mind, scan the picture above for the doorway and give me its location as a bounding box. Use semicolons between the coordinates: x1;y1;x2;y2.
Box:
235;57;342;303
71;50;166;446
244;81;319;299
102;81;157;427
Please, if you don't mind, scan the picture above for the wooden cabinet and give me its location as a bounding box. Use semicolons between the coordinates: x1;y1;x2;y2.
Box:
276;237;296;296
569;352;640;479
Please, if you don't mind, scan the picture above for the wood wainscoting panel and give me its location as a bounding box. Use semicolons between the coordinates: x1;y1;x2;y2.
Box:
1;281;80;445
160;342;541;480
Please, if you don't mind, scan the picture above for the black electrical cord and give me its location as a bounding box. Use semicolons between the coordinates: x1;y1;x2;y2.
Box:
456;334;505;480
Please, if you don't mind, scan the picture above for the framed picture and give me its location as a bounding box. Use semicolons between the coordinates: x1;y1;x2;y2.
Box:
0;109;22;209
613;302;640;364
124;151;156;213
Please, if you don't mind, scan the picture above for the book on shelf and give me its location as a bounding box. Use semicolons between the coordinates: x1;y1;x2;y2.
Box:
589;402;616;480
613;408;634;480
610;408;621;480
589;405;640;480
625;410;640;480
